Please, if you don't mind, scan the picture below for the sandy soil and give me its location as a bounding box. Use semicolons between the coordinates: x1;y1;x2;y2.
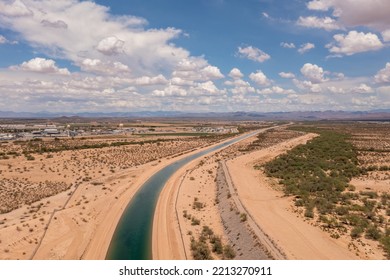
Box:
351;177;390;193
226;133;371;259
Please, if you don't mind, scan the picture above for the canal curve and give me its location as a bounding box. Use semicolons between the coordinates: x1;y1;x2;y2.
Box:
106;130;262;260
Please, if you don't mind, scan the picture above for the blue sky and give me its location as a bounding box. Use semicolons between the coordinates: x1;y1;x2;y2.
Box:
0;0;389;113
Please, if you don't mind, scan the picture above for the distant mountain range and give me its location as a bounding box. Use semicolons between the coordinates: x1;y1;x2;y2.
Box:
0;110;390;121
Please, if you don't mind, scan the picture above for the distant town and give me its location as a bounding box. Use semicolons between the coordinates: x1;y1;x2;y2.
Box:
0;122;239;140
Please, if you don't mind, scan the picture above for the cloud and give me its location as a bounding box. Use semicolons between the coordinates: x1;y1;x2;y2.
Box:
172;58;224;82
228;68;244;79
0;0;213;77
14;57;70;75
298;43;315;54
279;72;295;79
382;29;390;42
374;63;390;83
351;83;374;94
196;81;225;95
297;16;343;31
237;46;270;63
152;85;187;97
314;0;390;30
170;77;194;86
153;81;226;97
0;0;33;17
293;79;322;93
326;31;384;55
280;42;296;49
225;79;250;87
80;58;129;75
201;65;224;79
96;36;125;55
257;86;296;95
307;0;331;11
0;35;17;45
135;74;168;86
0;35;7;44
300;63;327;83
327;86;346;94
308;0;390;31
41;19;68;29
249;70;271;86
225;78;255;95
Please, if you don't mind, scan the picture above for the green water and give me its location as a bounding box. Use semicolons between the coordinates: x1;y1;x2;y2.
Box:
106;131;259;260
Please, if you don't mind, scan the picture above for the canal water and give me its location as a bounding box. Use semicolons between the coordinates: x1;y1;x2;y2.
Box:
106;131;260;260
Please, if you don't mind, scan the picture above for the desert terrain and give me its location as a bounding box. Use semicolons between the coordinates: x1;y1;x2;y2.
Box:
0;119;388;260
0;119;266;259
153;122;389;260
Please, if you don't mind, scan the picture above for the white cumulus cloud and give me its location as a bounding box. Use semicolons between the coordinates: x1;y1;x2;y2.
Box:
279;72;295;79
375;63;390;83
326;30;384;55
307;0;332;11
96;36;125;55
300;63;327;83
228;68;244;79
306;0;390;37
327;86;346;94
249;71;271;86
0;0;33;17
201;65;224;79
0;0;220;78
297;16;343;31
238;46;270;63
80;58;129;75
135;74;168;86
15;57;70;75
382;29;390;42
257;86;296;95
298;43;315;54
351;83;374;94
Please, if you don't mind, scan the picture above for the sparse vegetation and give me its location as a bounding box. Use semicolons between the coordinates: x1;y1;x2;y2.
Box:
189;225;236;260
264;125;390;258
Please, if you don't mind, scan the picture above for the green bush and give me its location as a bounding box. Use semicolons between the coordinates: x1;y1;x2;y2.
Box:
351;226;364;239
365;225;382;241
223;245;236;259
380;235;390;259
191;239;212;260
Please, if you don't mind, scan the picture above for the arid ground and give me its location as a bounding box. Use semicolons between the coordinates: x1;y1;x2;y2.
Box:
0;120;389;260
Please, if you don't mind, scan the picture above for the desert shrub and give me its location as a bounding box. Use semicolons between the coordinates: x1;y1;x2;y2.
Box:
360;191;378;199
351;226;364;239
190;238;212;260
193;198;204;210
365;225;382;241
223;245;236;259
380;236;390;259
335;206;349;216
210;236;223;254
304;208;314;218
191;217;200;226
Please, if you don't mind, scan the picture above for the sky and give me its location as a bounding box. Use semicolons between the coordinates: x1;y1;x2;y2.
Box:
0;0;389;113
